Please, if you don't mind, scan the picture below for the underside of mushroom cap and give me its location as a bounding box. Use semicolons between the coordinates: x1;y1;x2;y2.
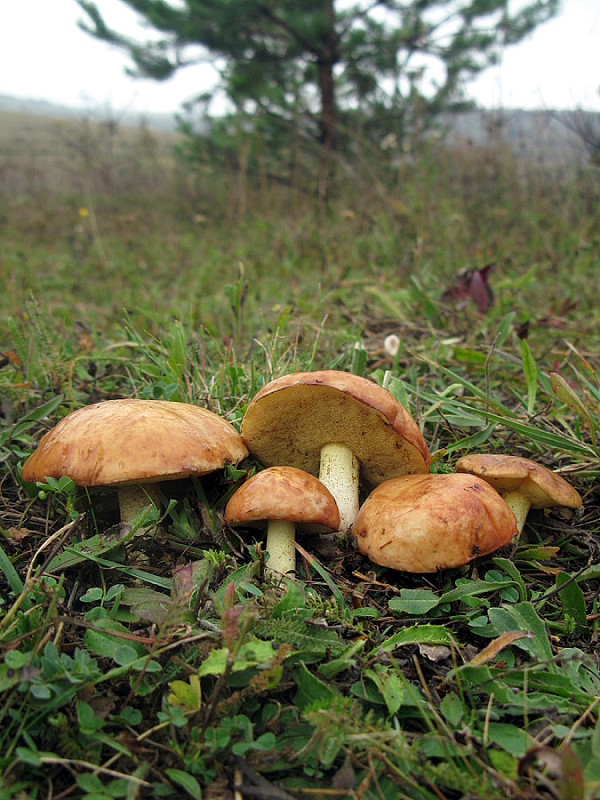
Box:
455;453;582;509
353;472;518;572
21;399;249;487
240;370;430;485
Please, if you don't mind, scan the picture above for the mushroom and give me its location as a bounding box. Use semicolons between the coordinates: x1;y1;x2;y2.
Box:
353;473;518;572
224;465;340;577
240;370;430;535
21;398;249;533
455;453;582;535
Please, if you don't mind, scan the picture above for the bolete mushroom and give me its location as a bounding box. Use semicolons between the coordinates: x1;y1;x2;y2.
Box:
353;473;518;572
240;370;430;535
21;398;249;532
224;465;340;577
455;453;582;535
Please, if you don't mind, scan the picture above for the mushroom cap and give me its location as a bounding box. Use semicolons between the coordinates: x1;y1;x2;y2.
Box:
240;370;430;485
224;465;340;533
455;454;582;510
353;473;518;572
21;399;249;487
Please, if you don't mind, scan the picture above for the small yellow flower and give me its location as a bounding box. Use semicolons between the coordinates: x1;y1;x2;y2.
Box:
78;207;89;218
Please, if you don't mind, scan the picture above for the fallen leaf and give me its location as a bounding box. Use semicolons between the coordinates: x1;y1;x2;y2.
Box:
442;263;495;313
468;630;533;666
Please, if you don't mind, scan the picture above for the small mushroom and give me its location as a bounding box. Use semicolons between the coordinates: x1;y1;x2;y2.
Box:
21;398;249;532
240;370;430;535
455;453;582;535
224;465;340;577
353;473;518;572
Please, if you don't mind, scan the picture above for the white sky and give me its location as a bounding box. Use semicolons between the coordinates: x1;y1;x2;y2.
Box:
0;0;598;118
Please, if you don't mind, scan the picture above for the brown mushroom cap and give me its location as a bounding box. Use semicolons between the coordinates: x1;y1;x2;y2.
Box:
455;454;582;510
225;465;340;533
240;370;430;484
21;398;249;487
353;473;518;573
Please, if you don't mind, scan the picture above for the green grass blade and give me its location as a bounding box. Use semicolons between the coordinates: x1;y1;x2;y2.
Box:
520;339;538;416
0;540;28;607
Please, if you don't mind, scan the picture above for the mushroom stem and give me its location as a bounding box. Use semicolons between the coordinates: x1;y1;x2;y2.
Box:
318;442;360;535
117;483;161;534
265;519;297;577
500;490;531;536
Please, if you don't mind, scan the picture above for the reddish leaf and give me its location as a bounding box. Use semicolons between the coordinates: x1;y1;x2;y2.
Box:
442;263;495;313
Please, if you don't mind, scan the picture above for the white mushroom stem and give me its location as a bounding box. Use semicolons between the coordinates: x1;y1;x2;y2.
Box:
500;490;531;536
117;483;161;534
265;519;297;577
318;442;360;535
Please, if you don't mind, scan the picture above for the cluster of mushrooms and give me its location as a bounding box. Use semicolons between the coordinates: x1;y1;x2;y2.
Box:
21;370;583;579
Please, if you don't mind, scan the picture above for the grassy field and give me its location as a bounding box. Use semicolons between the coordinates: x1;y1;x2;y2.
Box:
1;109;599;800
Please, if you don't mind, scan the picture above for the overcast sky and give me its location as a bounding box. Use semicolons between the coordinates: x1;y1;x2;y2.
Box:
1;0;598;118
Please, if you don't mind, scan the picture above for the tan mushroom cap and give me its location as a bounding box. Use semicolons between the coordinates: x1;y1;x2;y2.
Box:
240;370;430;484
455;454;582;510
22;398;249;487
353;473;518;573
225;466;340;532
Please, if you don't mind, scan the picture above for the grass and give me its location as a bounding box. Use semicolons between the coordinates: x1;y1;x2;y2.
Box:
0;108;599;799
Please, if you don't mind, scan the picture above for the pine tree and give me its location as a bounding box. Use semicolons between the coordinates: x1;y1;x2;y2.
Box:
77;0;559;151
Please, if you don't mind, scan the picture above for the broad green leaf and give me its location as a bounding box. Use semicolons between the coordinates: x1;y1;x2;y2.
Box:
592;713;600;758
293;662;339;711
440;692;464;727
112;644;141;666
487;602;554;666
168;676;202;711
492;558;528;601
364;664;405;715
488;748;518;778
389;579;519;617
120;586;173;624
487;722;535;756
440;578;519;604
389;589;440;615
516;545;560;560
556;572;587;628
164;769;202;800
45;520;145;572
84;618;145;662
80;587;104;602
3;394;65;449
384;375;411;410
197;638;276;677
378;624;456;652
76;773;104;793
15;746;45;766
212;562;260;609
576;564;600;583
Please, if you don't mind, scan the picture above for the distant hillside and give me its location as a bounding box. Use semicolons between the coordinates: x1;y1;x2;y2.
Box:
0;92;596;162
441;108;595;162
0;93;178;132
